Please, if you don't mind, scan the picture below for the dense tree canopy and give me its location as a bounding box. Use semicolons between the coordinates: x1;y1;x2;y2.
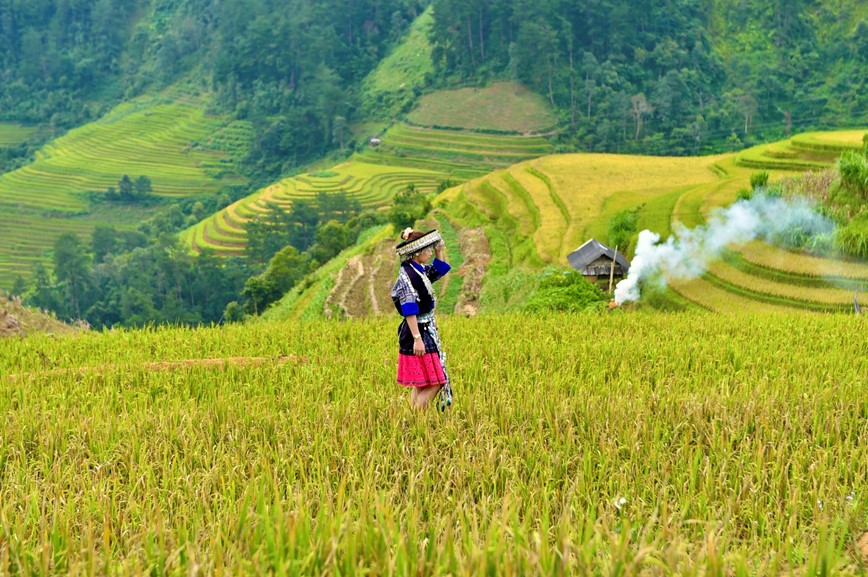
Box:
1;0;864;159
429;0;867;153
0;0;426;171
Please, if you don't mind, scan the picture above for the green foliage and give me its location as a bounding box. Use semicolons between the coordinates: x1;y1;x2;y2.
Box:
837;150;868;199
222;301;246;323
243;246;313;314
750;171;769;190
606;209;639;253
388;184;432;231
835;215;868;259
523;268;606;313
428;0;867;154
104;174;153;202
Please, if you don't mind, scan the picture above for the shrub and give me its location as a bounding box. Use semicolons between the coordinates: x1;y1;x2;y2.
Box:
837;150;868;200
736;187;753;202
607;208;639;251
523;268;605;313
750;170;769;190
835;215;868;259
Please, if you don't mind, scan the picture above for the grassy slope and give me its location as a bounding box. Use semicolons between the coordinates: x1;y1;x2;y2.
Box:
362;6;433;97
407;82;557;132
265;129;868;320
0;95;247;288
0;293;78;337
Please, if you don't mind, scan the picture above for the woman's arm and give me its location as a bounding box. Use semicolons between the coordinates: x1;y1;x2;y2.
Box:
426;241;451;282
406;315;425;356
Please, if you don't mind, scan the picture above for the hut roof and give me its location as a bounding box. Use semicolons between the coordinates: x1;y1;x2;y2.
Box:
567;239;630;272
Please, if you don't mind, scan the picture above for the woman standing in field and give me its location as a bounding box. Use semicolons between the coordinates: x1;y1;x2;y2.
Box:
391;228;453;410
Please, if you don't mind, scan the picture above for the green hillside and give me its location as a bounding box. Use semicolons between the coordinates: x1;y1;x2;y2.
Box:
182;118;554;256
361;5;434;113
0;96;247;286
266;129;867;320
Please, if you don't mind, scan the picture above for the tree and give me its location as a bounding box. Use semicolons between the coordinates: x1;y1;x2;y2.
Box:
92;225;118;264
118;174;134;200
11;275;27;297
28;262;59;313
388;183;431;230
310;220;353;263
241;275;275;315
134;175;153;197
332;116;348;152
630;93;654;140
53;232;92;320
582;51;600;120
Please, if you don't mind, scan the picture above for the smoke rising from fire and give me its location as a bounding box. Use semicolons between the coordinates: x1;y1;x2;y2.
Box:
613;193;835;305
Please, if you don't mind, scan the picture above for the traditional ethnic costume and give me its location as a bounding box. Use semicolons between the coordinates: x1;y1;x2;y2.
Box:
391;229;453;410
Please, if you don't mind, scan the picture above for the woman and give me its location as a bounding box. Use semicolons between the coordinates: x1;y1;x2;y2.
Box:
391;227;453;410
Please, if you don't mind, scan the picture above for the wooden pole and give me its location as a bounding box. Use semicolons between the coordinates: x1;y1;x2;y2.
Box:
608;245;619;295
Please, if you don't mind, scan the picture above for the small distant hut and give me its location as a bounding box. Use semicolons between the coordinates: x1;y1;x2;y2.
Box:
567;239;630;282
368;137;382;147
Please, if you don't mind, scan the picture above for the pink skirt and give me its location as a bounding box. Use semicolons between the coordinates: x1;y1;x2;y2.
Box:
397;352;447;388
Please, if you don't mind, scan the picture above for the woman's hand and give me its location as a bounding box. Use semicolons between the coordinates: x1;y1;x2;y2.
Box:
434;241;445;260
413;337;426;356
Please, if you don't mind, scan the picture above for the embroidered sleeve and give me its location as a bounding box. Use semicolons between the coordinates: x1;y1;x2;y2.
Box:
391;274;419;316
426;258;451;282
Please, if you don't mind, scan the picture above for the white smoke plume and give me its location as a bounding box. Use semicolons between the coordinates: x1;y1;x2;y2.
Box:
614;193;835;304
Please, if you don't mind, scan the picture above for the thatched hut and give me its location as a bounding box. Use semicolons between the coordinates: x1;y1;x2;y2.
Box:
567;239;630;281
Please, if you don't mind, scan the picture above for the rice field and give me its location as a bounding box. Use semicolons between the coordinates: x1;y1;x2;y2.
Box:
264;129;868;321
0;98;247;288
0;123;37;147
735;131;862;172
1;313;866;575
185;124;552;256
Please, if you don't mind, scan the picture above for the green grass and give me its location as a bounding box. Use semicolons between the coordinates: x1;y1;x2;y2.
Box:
0;122;37;147
363;6;433;96
407;82;558;133
1;314;865;574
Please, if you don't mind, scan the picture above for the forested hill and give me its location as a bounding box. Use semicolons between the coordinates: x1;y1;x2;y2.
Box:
0;0;429;177
1;0;866;169
429;0;867;153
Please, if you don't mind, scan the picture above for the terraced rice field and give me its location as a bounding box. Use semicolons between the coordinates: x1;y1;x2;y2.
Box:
735;130;864;171
429;129;868;315
264;129;868;320
0;123;37;147
185;123;553;256
0;99;247;288
441;153;734;269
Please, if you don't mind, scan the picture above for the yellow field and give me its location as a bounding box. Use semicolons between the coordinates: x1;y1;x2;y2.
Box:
430;130;868;315
670;277;801;313
708;261;855;306
738;241;868;280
